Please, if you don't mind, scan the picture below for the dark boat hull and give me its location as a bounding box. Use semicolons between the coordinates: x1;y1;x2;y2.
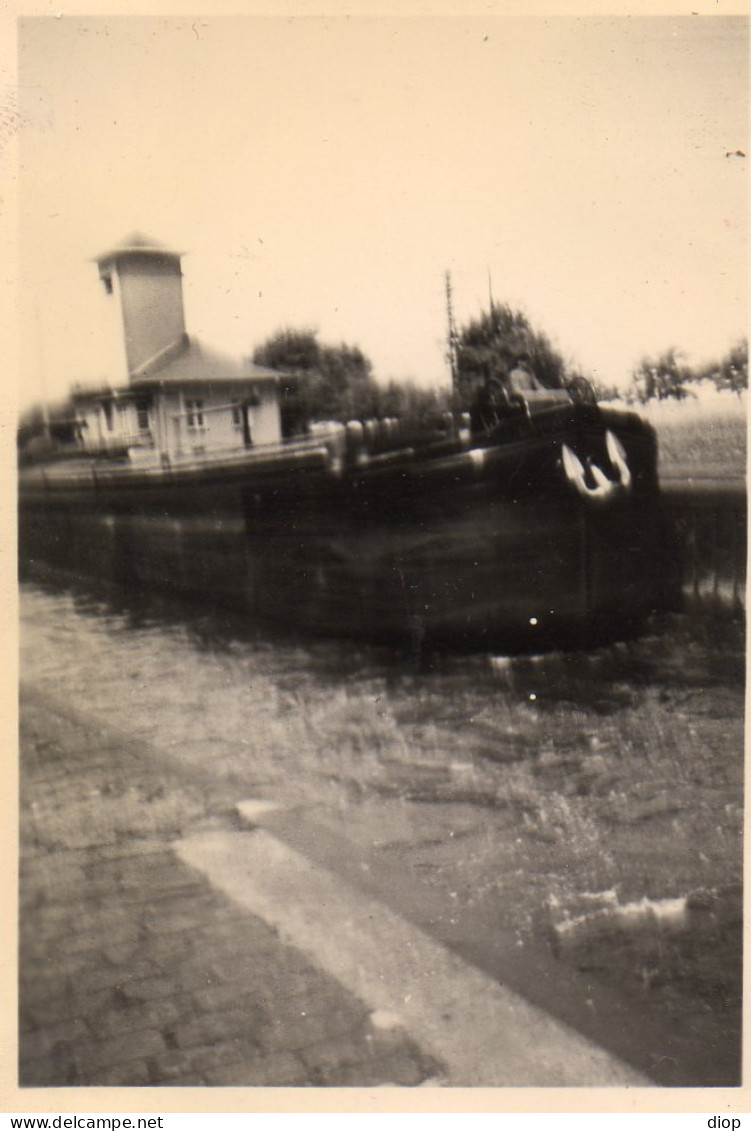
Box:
18;405;664;650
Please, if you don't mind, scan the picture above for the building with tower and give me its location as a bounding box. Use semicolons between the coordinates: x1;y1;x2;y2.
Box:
71;233;284;460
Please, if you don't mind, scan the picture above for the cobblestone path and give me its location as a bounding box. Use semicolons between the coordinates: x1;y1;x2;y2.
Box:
19;686;443;1088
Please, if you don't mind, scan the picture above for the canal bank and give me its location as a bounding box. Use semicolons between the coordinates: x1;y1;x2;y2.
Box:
18;583;743;1088
19;685;441;1088
20;685;647;1089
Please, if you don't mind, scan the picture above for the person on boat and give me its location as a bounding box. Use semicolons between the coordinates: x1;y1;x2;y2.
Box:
508;353;543;394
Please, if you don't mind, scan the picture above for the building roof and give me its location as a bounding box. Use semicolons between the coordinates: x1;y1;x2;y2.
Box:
94;232;185;267
71;337;286;403
130;334;284;387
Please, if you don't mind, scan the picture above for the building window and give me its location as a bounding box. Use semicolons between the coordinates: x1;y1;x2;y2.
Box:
186;399;205;431
135;398;150;433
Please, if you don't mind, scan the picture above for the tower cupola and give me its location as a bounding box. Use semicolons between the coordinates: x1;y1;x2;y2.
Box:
94;233;187;380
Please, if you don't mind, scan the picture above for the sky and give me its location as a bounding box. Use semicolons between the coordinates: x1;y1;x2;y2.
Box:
16;14;749;409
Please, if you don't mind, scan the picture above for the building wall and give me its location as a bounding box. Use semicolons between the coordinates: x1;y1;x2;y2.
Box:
157;385;282;455
98;269;131;386
249;385;282;445
115;255;186;377
75;382;281;458
75;404;100;450
75;397;153;452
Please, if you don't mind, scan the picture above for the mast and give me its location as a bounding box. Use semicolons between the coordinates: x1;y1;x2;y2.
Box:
445;270;459;398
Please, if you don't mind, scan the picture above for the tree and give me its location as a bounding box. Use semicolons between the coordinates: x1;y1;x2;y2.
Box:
317;342;377;420
17;403;48;450
630;348;693;404
454;302;568;407
252;328;380;428
587;378;621;403
702;339;748;398
252;327;320;374
252;327;453;433
17;396;80;464
372;380;451;429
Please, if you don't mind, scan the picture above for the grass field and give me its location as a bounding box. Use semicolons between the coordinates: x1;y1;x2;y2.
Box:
636;392;747;476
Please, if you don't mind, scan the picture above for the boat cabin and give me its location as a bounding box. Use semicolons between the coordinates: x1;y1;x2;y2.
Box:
69;234;287;461
71;337;283;460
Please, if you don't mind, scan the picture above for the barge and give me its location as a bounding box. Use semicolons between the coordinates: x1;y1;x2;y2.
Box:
19;397;663;650
18;235;663;650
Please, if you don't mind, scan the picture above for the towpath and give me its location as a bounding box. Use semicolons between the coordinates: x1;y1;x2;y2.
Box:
19;687;440;1088
19;684;645;1090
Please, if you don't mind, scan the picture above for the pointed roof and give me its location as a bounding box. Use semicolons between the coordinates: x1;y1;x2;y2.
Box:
94;232;185;266
130;334;284;386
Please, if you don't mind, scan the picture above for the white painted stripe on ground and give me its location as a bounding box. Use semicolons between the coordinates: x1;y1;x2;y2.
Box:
177;828;649;1087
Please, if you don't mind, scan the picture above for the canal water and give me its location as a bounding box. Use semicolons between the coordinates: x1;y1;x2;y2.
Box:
19;575;744;1085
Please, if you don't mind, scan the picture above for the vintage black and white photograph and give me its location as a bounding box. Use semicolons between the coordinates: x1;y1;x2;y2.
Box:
15;12;746;1095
